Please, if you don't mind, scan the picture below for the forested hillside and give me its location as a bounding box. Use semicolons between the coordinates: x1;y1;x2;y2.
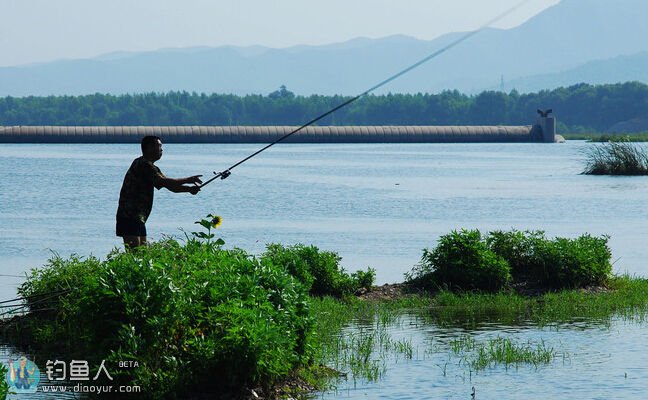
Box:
1;82;647;133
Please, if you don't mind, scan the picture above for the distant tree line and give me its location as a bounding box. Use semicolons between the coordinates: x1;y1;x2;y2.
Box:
0;82;647;133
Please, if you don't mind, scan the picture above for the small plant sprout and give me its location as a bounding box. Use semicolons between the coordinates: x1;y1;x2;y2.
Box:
192;213;225;245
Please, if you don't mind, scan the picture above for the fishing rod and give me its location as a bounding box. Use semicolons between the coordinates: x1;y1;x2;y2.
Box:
0;289;71;307
0;290;71;319
208;0;532;188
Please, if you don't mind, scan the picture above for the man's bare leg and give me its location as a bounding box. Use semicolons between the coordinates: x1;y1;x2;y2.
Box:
123;236;141;250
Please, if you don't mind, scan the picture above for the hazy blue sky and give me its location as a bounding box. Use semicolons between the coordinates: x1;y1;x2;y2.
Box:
0;0;560;67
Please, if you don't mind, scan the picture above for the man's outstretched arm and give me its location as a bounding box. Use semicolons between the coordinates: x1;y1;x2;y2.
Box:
159;175;203;194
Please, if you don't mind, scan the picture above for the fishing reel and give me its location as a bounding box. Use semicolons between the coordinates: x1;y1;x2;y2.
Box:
216;170;231;180
199;169;231;188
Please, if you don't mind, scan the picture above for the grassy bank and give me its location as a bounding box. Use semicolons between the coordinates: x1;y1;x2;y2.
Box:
423;275;648;326
563;133;648;142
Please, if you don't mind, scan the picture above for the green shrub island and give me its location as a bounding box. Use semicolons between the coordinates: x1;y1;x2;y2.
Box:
13;215;375;398
406;229;612;292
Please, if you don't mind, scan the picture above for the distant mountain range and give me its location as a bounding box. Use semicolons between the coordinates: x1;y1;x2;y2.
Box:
2;0;648;96
505;52;648;93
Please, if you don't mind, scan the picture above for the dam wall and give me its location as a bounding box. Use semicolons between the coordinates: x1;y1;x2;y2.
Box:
0;123;554;144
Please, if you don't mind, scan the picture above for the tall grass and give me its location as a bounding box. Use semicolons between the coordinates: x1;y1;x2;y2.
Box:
589;134;648;142
422;275;648;328
310;298;415;387
449;335;555;370
563;133;648;142
583;141;648;175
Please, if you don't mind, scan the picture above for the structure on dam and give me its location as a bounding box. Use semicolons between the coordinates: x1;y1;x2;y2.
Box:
0;115;558;144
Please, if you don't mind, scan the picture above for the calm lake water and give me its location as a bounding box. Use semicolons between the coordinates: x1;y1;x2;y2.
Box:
2;141;647;292
1;141;648;399
319;313;648;400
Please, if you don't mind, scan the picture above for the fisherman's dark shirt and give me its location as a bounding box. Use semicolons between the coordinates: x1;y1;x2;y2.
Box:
116;156;165;223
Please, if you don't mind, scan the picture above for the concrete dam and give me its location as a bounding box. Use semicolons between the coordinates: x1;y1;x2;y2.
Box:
0;116;558;144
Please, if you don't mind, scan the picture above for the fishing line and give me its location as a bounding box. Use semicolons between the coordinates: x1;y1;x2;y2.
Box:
200;0;533;188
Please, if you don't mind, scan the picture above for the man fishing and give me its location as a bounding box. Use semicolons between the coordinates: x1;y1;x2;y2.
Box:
116;135;202;248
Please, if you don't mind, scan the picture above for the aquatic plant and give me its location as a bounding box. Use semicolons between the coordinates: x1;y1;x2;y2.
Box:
582;140;648;175
449;335;555;370
309;298;415;387
419;275;648;329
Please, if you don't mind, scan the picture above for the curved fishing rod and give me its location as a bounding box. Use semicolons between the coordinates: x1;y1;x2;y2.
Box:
200;0;534;188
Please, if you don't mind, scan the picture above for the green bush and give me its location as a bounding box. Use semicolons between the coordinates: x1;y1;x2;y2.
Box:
406;229;512;292
487;231;612;288
407;229;613;292
261;244;375;297
17;239;313;398
534;234;612;288
486;230;545;280
352;268;377;291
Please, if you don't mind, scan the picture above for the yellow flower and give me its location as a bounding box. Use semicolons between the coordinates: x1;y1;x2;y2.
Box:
210;215;223;228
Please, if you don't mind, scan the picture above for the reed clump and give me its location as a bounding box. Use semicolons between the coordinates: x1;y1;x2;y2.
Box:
583;140;648;175
449;335;555;370
310;297;415;387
